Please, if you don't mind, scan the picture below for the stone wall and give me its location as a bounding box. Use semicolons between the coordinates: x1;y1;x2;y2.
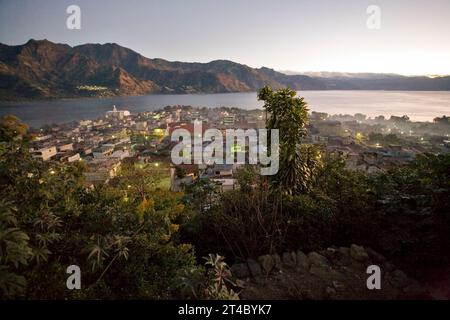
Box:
231;244;428;300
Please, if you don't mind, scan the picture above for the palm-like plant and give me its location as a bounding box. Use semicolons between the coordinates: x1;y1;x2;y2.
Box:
258;86;317;195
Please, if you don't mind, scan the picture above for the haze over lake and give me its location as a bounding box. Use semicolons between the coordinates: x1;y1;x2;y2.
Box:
1;90;449;128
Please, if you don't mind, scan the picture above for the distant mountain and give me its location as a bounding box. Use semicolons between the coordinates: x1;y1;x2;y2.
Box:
1;39;449;100
295;71;403;79
279;70;450;90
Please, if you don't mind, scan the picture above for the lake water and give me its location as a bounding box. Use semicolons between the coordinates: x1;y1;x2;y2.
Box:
0;91;449;128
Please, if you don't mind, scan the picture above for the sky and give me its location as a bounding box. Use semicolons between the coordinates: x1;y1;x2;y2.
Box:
1;0;450;75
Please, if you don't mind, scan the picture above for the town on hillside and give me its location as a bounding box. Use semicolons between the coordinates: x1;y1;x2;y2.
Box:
28;105;450;190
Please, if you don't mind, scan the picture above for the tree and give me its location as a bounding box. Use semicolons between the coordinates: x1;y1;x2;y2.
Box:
118;162;164;202
433;115;450;125
183;179;221;214
258;86;314;194
0;115;29;142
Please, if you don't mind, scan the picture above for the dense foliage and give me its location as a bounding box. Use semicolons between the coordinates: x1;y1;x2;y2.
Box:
0;115;202;299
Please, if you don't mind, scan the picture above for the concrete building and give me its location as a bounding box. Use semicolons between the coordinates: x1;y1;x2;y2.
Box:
83;158;122;185
31;146;57;161
57;142;74;152
93;145;114;158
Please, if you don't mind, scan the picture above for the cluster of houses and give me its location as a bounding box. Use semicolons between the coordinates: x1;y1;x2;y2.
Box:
306;112;450;173
30;105;163;186
29;105;450;190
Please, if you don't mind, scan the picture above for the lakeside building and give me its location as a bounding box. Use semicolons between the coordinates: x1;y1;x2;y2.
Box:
106;105;131;120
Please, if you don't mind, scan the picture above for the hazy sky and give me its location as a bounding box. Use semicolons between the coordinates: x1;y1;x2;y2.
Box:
1;0;449;75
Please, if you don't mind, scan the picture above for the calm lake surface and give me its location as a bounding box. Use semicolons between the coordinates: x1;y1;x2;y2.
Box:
1;91;449;128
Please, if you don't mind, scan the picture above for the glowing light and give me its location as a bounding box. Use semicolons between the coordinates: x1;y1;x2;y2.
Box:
153;128;164;136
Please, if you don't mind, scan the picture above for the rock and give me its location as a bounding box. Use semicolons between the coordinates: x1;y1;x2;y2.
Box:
309;264;330;277
349;259;366;272
350;244;369;262
336;247;350;261
326;247;337;254
258;255;275;274
231;263;250;278
296;250;309;269
247;259;262;277
389;269;410;289
320;247;338;261
271;254;282;270
332;280;345;290
334;247;351;266
308;252;329;267
338;247;350;257
237;247;426;300
282;252;297;267
366;247;387;263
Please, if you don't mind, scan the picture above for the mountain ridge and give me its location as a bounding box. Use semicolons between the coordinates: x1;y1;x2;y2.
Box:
1;39;450;100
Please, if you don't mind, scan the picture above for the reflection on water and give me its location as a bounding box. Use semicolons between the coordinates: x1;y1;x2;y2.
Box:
0;91;449;128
